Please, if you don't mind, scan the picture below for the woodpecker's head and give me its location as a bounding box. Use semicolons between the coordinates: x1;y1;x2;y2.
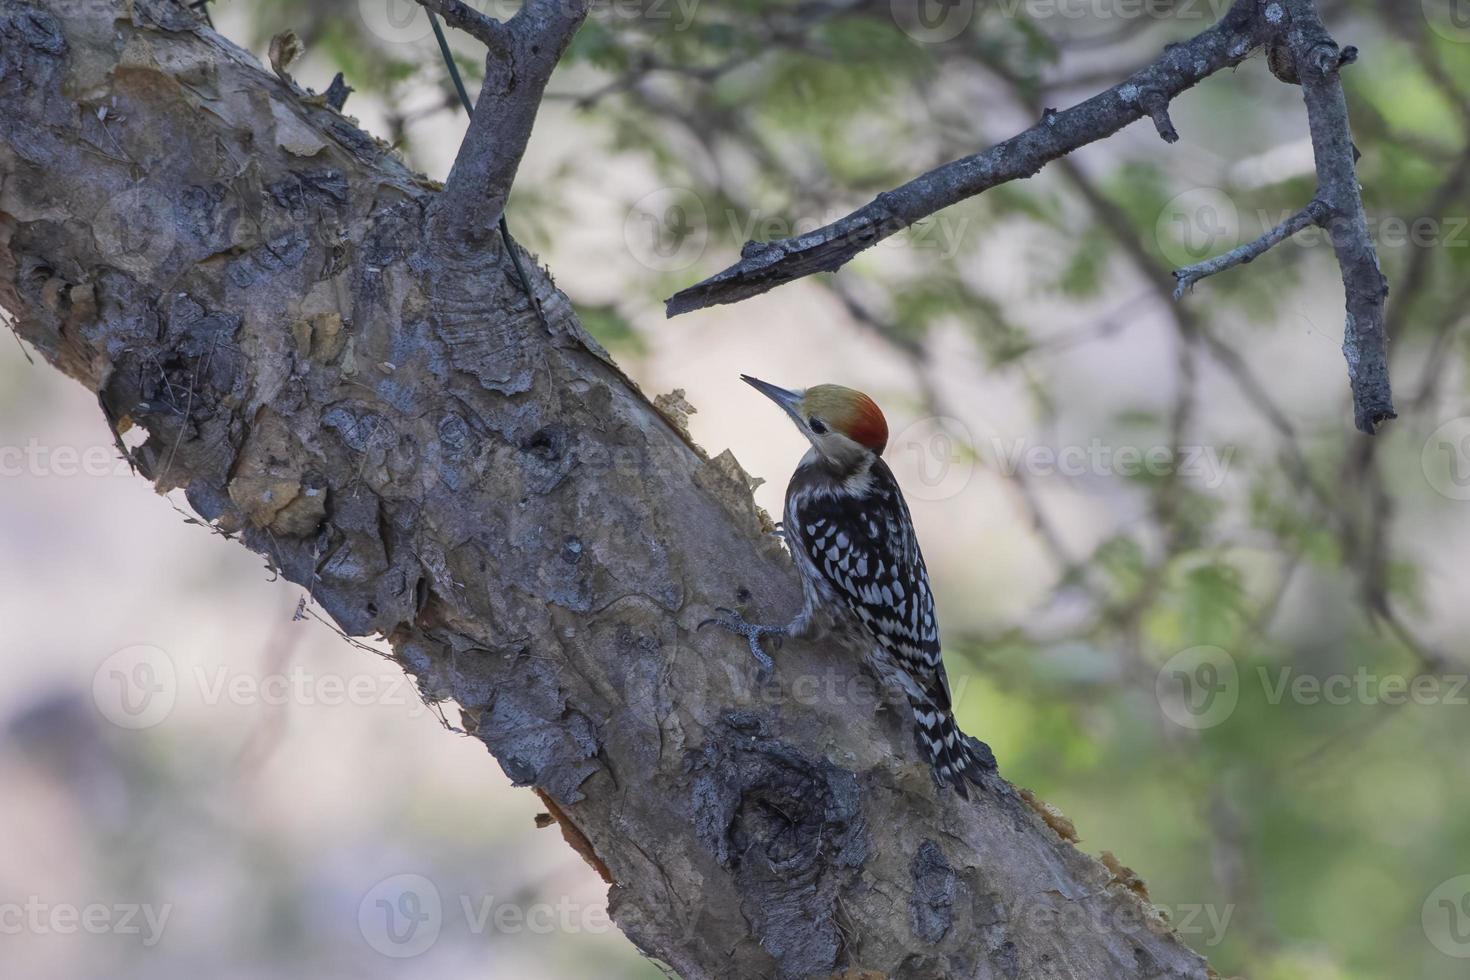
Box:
741;375;888;468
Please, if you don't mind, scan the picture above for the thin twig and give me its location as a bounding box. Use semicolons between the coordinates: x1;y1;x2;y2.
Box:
1172;200;1327;299
3;310;33;364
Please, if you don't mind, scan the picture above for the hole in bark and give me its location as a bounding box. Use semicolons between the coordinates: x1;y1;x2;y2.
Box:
735;789;819;866
520;425;564;460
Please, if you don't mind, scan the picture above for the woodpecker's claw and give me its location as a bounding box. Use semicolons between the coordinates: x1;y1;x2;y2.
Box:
699;606;785;679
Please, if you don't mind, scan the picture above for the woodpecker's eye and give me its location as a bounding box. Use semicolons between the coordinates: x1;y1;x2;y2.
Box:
809;418;829;435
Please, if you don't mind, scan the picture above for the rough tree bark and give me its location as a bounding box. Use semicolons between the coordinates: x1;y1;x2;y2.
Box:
1;1;1219;977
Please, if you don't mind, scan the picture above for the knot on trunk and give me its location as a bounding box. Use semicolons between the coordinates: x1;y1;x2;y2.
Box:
688;712;868;977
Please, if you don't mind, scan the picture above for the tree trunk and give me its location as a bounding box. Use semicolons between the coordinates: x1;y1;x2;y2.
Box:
0;2;1214;977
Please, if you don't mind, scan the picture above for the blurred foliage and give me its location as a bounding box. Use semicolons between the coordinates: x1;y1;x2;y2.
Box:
216;0;1470;976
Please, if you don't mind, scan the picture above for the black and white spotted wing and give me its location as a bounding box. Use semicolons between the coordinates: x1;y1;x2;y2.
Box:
786;458;948;706
785;457;993;793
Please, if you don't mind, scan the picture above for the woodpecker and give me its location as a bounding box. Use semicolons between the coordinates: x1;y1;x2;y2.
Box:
703;376;995;796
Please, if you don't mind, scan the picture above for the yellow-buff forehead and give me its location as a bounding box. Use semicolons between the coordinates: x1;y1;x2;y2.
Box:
800;385;888;453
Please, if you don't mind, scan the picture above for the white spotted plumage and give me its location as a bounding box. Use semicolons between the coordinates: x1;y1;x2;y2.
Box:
783;449;992;796
706;377;994;795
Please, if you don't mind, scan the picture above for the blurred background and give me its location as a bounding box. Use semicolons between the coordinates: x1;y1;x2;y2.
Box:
3;0;1470;976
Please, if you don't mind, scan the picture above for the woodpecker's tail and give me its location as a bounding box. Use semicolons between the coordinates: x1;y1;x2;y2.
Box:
910;697;995;798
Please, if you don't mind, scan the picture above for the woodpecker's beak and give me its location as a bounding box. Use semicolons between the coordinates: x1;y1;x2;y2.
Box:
741;375;804;422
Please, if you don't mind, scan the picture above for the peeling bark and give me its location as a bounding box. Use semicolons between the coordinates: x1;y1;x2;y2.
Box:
1;2;1216;977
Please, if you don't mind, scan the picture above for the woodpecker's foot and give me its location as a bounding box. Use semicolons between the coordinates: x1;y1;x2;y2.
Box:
699;607;785;679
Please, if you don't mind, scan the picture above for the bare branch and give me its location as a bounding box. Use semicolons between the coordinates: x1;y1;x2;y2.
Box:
665;0;1267;317
424;0;590;243
1280;0;1395;433
1172;199;1327;299
415;0;504;47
